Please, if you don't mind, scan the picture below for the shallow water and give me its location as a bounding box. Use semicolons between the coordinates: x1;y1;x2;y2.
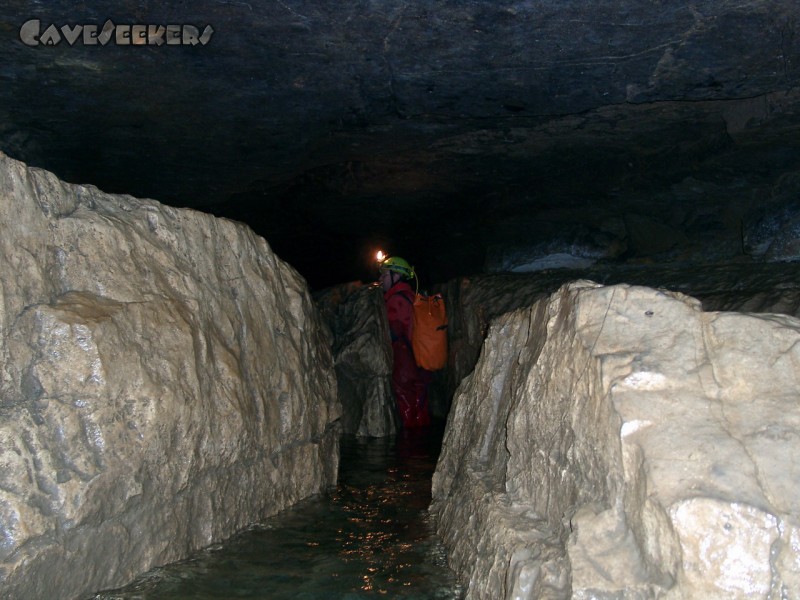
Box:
91;427;463;600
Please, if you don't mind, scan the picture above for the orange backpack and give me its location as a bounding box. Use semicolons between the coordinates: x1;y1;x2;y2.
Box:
411;293;448;371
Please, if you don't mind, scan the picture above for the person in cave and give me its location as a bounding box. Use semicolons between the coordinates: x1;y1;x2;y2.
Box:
377;254;432;428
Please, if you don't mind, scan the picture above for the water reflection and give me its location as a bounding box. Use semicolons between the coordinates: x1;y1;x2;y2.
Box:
91;427;463;599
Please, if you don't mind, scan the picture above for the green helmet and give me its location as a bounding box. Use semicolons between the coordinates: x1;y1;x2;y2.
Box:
379;255;415;280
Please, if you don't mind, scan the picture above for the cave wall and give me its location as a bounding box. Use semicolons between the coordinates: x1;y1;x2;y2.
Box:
431;280;800;598
0;153;341;600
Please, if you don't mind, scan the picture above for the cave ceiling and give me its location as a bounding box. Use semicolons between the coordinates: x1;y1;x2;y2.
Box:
1;1;800;288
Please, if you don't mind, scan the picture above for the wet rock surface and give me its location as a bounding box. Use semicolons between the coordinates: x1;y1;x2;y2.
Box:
0;153;341;600
431;279;800;598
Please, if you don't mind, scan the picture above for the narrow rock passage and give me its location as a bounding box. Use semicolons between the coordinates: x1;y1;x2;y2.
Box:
90;427;463;599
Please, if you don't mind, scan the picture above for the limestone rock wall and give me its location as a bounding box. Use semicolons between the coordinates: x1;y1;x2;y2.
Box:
315;283;398;437
431;281;800;599
439;263;800;404
0;152;341;600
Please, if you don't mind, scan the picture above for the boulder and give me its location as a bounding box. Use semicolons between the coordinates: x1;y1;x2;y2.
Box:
315;283;399;437
437;262;800;405
432;280;800;598
0;152;341;599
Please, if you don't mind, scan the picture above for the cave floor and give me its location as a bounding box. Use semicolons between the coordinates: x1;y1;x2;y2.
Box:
89;427;462;599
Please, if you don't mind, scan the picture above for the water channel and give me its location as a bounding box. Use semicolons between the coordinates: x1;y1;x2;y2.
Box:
90;426;464;599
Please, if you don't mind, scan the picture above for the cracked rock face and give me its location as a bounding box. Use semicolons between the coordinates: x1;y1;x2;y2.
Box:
0;153;341;600
315;282;399;437
431;280;800;598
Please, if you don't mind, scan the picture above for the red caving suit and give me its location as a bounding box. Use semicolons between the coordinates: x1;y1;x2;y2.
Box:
383;280;431;427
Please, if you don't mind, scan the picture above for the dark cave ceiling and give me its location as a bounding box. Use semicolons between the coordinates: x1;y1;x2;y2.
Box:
1;1;800;289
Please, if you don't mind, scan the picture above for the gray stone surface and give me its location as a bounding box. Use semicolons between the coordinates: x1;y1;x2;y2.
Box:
432;280;800;598
316;282;399;437
0;152;341;600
